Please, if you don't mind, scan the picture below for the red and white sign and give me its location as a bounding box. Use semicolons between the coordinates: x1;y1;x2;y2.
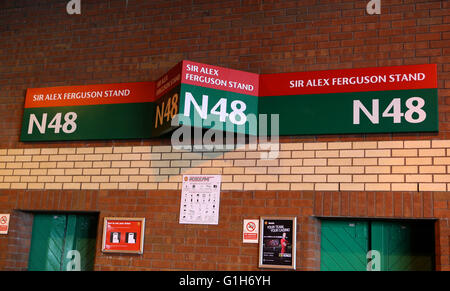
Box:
243;219;259;244
182;60;260;96
25;82;156;109
101;217;145;254
0;214;10;235
260;64;437;96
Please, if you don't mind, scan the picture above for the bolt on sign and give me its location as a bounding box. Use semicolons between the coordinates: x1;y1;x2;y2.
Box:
152;60;260;137
20;62;438;142
154;62;438;138
20;82;156;141
0;214;10;235
259;64;438;135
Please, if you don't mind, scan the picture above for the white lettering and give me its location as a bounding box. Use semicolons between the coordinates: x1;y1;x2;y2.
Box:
66;0;81;15
353;99;379;124
366;0;381;15
184;92;208;119
28;113;47;134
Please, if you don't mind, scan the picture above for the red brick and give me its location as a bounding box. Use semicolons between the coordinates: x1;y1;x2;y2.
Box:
2;0;450;272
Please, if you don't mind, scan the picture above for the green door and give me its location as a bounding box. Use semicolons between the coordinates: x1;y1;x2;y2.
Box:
320;220;369;271
28;213;98;271
371;221;434;271
320;219;435;271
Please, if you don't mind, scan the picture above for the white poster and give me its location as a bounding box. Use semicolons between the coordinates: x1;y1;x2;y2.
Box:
179;175;221;225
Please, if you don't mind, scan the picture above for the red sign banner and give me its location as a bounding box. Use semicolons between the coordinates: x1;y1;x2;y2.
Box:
156;62;182;99
25;82;156;108
259;64;437;96
181;60;260;96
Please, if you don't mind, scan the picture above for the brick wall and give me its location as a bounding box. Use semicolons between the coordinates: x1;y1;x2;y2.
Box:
1;140;450;192
0;0;449;271
1;189;449;271
0;0;449;148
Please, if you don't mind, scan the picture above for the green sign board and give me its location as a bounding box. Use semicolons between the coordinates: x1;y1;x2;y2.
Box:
259;89;438;135
20;62;438;142
259;64;438;135
152;60;260;137
20;82;156;141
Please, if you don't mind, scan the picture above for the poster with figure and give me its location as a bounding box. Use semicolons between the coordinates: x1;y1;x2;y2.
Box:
179;175;221;225
259;217;297;270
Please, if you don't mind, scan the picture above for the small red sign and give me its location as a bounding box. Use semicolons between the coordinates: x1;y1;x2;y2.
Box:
0;214;10;235
246;221;256;232
243;219;259;243
244;233;257;240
